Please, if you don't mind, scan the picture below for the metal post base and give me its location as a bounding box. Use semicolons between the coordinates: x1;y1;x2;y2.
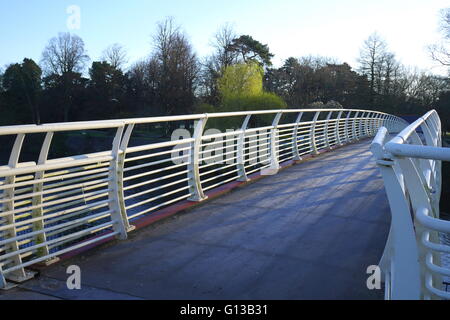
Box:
260;166;279;176
1;281;19;290
126;225;136;233
7;270;36;282
36;257;60;267
188;195;208;202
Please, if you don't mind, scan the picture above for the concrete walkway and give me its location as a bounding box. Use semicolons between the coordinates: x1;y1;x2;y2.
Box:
0;139;391;300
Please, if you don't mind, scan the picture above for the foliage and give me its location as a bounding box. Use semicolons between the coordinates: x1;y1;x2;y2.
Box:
2;58;42;124
226;35;274;67
218;62;263;99
194;102;216;114
265;57;370;109
220;91;286;112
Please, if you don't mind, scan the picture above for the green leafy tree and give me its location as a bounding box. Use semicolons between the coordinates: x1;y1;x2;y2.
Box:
2;58;42;124
85;61;127;119
217;62;286;128
218;62;263;98
227;35;274;67
41;72;88;123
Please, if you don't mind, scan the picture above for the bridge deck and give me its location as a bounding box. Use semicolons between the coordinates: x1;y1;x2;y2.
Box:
1;139;391;300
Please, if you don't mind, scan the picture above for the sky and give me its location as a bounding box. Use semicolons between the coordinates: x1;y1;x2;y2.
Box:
0;0;449;75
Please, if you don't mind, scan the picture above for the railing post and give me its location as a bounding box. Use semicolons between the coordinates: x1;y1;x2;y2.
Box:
425;114;442;203
108;126;130;240
363;112;371;137
262;112;282;175
1;134;35;287
370;130;421;299
418;122;441;212
396;156;443;298
370;112;380;135
369;113;376;135
428;112;442;147
31;132;56;264
292;112;304;161
424;116;439;147
425;116;443;202
335;110;343;146
237;115;251;181
344;111;352;143
372;113;381;135
310;111;321;154
324;111;333;149
385;115;391;132
188;117;208;201
117;124;136;232
379;114;387;131
0;266;6;289
357;112;364;139
352;111;360;140
386;115;393;132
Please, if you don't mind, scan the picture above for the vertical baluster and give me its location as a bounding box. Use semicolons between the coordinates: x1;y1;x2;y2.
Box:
188;117;208;201
364;112;372;137
117;124;136;232
358;112;365;138
324;111;333;149
310;111;321;154
108;126;129;239
262;112;282;175
237;115;251;181
31;132;56;264
292;112;304;161
372;113;381;135
1;134;35;288
352;111;360;140
335;110;343;146
344;111;352;143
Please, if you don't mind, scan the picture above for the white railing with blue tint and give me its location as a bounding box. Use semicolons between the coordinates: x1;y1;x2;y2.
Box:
371;109;450;300
0;108;406;289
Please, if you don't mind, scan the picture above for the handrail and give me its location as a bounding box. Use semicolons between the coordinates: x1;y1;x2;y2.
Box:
0;108;394;135
0;108;406;289
371;109;450;300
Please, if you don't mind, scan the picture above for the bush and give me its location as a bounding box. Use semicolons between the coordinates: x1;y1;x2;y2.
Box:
193;102;216;114
219;92;287;129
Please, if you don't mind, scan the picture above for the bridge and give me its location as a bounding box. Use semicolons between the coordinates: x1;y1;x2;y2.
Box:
0;109;448;300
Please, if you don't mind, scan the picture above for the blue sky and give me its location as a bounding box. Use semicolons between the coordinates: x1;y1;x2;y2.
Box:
0;0;448;74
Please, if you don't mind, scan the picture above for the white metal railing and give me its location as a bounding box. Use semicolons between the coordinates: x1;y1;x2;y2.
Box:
371;109;450;300
0;108;405;289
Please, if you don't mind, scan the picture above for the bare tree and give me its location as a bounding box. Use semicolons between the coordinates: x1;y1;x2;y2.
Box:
429;44;450;66
210;23;237;69
151;17;200;117
199;24;239;103
358;33;387;88
429;8;450;66
358;33;388;103
40;33;89;121
41;32;89;75
382;52;400;96
102;43;128;70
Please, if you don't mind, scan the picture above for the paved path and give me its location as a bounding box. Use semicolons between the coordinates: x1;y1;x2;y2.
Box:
0;139;391;300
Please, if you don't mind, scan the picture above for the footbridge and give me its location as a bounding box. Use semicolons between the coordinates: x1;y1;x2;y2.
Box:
0;108;448;300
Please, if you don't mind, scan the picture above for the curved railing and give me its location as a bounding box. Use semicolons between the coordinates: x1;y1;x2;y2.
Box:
371;109;450;300
0;108;406;289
